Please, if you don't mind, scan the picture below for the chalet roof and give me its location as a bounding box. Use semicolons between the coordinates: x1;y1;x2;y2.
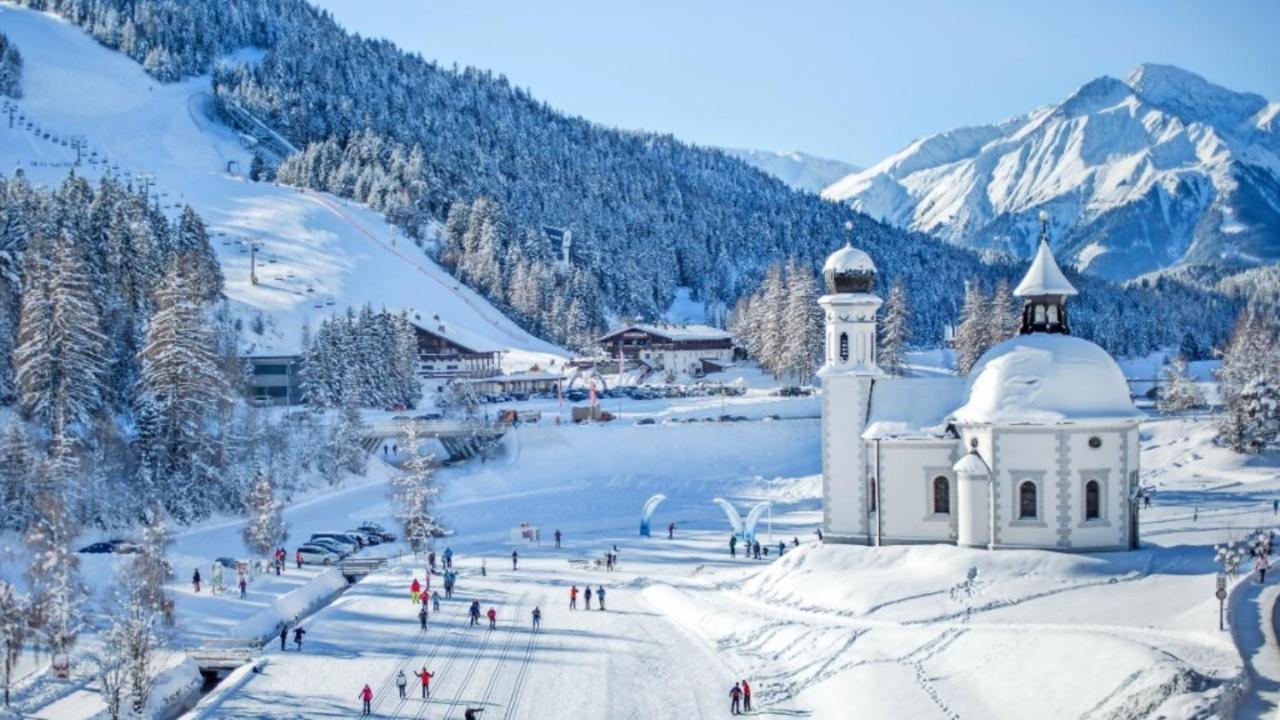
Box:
1014;239;1077;298
411;319;504;355
597;323;733;344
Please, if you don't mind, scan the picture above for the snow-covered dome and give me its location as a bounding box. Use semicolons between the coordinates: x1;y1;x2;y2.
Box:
951;334;1142;425
822;243;877;294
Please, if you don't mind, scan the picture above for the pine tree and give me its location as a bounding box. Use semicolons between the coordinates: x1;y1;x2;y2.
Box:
780;261;821;383
1216;310;1279;452
390;421;441;554
0;420;30;532
0;581;27;708
879;280;911;377
985;279;1018;348
241;472;287;560
130;507;174;620
173;207;223;303
757;264;786;378
953;282;988;376
25;487;83;660
1157;355;1205;413
14;234;108;429
99;571;162;720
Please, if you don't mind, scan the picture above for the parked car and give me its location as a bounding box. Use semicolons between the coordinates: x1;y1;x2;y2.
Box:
296;545;340;565
314;532;364;551
346;529;381;546
358;523;397;542
78;539;135;554
306;538;352;557
636;418;656;426
214;557;240;569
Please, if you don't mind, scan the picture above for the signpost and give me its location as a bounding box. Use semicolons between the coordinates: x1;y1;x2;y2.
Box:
1216;574;1228;631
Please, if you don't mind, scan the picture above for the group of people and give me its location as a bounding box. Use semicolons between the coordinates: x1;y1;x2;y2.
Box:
568;584;607;611
728;679;753;714
729;535;800;560
278;624;306;651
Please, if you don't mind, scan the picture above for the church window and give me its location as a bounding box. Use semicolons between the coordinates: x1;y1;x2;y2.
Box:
932;476;950;514
1018;481;1037;519
1047;304;1060;325
1085;480;1101;520
1088;436;1101;449
1034;304;1047;325
839;333;849;362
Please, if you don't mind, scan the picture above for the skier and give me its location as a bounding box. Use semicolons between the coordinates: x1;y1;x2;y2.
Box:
777;541;786;557
419;605;429;630
432;590;441;612
1274;498;1278;515
482;559;487;577
411;578;422;604
729;535;737;558
605;552;613;571
444;547;453;569
729;682;742;715
293;626;306;651
239;577;247;599
792;536;800;548
752;541;761;560
192;568;201;593
359;684;373;715
512;550;519;571
570;585;578;610
815;527;824;541
295;549;303;569
532;606;542;630
597;585;606;611
414;667;434;698
469;601;481;627
279;626;288;651
554;529;562;548
584;586;593;610
464;709;484;720
1258;554;1271;584
392;443;398;454
742;679;752;712
668;522;675;539
429;551;437;572
487;606;497;628
1144;493;1152;509
396;670;407;699
383;444;388;457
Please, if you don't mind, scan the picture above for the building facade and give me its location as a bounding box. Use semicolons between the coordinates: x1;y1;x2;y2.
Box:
821;221;1143;552
597;324;734;378
244;355;303;405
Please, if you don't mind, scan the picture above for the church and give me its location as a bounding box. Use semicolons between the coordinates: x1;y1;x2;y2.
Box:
819;219;1144;552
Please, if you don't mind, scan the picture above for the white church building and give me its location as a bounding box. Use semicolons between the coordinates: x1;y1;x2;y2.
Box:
819;221;1144;552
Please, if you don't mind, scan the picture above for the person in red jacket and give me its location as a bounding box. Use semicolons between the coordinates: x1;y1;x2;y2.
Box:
741;679;752;711
358;684;373;715
414;667;434;699
410;578;422;604
295;549;303;569
487;607;497;628
569;585;578;610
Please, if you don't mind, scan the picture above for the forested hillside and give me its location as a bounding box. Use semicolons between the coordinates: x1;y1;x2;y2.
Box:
6;0;1242;357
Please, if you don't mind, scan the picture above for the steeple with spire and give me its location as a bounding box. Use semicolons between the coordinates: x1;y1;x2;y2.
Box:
1014;211;1076;335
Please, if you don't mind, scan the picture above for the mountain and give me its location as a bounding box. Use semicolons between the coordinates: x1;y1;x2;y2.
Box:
722;148;859;193
0;4;563;363
823;64;1280;281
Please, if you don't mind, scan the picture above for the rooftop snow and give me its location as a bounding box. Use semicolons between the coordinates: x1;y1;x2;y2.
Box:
601;324;733;342
863;377;966;440
1014;240;1078;297
951;334;1142;426
822;243;876;275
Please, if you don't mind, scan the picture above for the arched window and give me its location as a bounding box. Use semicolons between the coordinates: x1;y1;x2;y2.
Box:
839;333;849;362
932;476;950;514
1018;481;1037;519
1034;304;1047;325
1085;480;1100;520
1047;305;1060;325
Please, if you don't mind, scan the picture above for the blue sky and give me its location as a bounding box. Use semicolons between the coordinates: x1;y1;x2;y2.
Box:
312;0;1280;167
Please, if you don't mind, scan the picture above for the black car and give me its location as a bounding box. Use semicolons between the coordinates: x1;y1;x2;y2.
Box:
636;418;657;426
78;539;139;554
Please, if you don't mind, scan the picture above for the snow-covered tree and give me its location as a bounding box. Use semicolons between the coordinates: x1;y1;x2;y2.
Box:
390;421;441;553
985;279;1018;347
0;420;30;531
14;233;108;429
320;400;367;483
1217;310;1280;453
754;264;786;377
953;281;988;376
0;581;27;708
879;280;911;377
131;508;173;620
0;32;22;99
1157;355;1205;413
25;488;83;661
241;471;287;560
173;207;223;303
99;573;162;720
780;261;821;383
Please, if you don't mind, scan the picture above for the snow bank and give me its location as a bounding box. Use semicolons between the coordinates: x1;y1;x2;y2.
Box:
230;568;348;642
177;658;267;720
146;653;203;720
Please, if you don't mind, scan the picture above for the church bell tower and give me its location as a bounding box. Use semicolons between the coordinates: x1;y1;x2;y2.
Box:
818;229;881;544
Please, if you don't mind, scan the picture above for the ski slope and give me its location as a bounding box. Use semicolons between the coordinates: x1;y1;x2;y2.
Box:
0;4;564;362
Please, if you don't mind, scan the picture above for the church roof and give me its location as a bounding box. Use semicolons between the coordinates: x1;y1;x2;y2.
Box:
597;323;733;343
822;243;876;276
862;377;966;440
951;334;1142;426
1014;239;1077;298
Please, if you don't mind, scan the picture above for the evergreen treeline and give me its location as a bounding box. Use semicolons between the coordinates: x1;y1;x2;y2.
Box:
301;305;421;409
729;261;822;383
0;31;21;98
1215;310;1280;452
14;0;1244;358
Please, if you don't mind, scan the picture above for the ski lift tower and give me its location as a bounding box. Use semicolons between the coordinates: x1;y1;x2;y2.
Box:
247;239;264;285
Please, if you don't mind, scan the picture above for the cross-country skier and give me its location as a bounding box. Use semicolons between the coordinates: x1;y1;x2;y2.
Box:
511;550;518;571
432;590;441;612
295;549;303;569
239;577;247;599
777;541;785;557
429;551;436;571
532;606;542;629
1258;554;1271;583
730;682;742;714
415;668;434;698
359;684;373;715
419;605;428;629
668;522;675;539
444;547;453;568
192;569;201;593
396;670;407;699
597;586;606;611
584;586;593;610
554;529;562;548
469;601;481;626
753;541;761;560
570;585;578;610
293;626;306;651
411;578;422;604
279;626;288;651
729;535;737;557
792;536;800;548
487;607;497;628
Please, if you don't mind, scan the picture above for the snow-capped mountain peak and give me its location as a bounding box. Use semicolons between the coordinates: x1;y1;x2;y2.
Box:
823;64;1280;280
722;147;860;194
